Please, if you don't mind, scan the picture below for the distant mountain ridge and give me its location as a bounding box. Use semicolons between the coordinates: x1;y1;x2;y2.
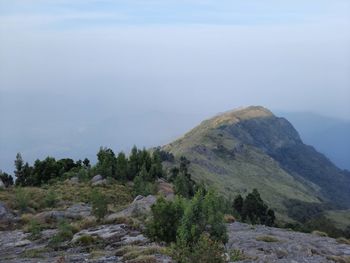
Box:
163;106;350;220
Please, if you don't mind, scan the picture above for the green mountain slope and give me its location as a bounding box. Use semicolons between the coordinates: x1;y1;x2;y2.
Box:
163;106;350;220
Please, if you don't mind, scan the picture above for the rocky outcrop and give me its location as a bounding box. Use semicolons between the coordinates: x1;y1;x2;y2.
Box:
226;222;350;262
34;203;92;223
106;195;156;222
0;179;5;189
0;202;15;230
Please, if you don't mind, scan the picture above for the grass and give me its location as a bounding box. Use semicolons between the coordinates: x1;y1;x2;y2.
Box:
163;115;322;220
312;230;328;237
21;248;49;258
116;246;168;261
255;235;280;242
230;249;250;261
336;237;350;245
327;255;350;263
0;181;132;215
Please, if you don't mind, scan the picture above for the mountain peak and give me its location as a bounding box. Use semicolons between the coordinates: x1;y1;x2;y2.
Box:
208;105;274;128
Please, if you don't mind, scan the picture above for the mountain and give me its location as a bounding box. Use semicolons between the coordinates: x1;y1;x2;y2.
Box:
277;111;350;171
163;106;350;220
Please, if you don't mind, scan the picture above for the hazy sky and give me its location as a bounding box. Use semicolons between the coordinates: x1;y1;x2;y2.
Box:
1;0;350;173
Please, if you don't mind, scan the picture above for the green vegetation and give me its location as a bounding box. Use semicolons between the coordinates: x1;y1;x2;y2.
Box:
146;188;227;263
233;189;275;226
27;219;42;240
90;189;108;221
50;220;76;246
0;170;13;187
255;235;280;242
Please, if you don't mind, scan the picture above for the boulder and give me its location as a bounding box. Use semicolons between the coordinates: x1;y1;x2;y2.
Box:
68;176;79;185
92;179;108;186
0;202;14;229
72;224;128;243
91;174;103;183
34;210;66;224
65;203;92;219
0;179;5;189
106;195;156;221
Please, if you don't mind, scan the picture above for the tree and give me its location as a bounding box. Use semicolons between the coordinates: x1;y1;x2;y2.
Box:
233;194;243;214
83;158;91;168
127;146;140;180
177;189;227;247
14;153;25;185
0;170;14;187
147;197;185;243
116;152;128;181
90;189;108;221
174;173;194;198
96;147;117;178
240;189;275;226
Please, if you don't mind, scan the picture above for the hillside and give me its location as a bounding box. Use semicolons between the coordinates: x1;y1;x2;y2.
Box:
163;106;350;220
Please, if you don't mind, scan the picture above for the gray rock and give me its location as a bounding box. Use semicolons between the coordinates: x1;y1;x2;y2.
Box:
106;195;157;221
72;224;128;243
0;179;5;189
34;210;66;223
65;203;92;219
92;179;108;186
226;222;350;263
0;202;14;229
68;176;79;184
91;174;103;183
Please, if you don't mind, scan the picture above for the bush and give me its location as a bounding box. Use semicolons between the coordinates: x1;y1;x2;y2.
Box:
15;188;29;212
90;189;108;221
146;197;185;243
173;234;226;263
43;190;58;208
177;189;227;247
256;235;280;242
133;175;155;197
27;219;42;240
50;220;75;246
312;230;328;237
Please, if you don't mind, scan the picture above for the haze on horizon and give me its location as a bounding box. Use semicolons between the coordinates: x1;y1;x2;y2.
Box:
1;0;350;173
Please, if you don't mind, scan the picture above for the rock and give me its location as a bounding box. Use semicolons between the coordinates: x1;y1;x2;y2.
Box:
107;195;157;221
14;239;31;247
65;203;92;219
92;179;108;186
0;179;5;189
34;210;66;223
72;224;128;243
226;222;350;262
0;201;14;229
68;176;79;184
118;234;148;246
91;174;103;183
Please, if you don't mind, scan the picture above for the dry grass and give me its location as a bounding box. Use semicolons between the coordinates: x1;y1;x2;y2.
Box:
256;235;280;242
336;237;350;245
312;230;328;237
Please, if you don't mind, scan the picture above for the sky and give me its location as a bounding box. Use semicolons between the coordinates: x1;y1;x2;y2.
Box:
0;0;350;173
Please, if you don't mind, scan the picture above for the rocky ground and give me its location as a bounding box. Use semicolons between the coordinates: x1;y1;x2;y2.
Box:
227;222;350;263
1;175;350;262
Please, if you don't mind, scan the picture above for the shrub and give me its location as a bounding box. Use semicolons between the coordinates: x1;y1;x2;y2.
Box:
173;234;226;263
312;230;328;237
255;235;280;242
15;188;29;212
336;237;350;245
146;197;185;243
133;175;155;197
50;220;75;246
28;219;42;240
90;189;108;221
230;249;248;261
43;190;58;208
76;235;100;246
